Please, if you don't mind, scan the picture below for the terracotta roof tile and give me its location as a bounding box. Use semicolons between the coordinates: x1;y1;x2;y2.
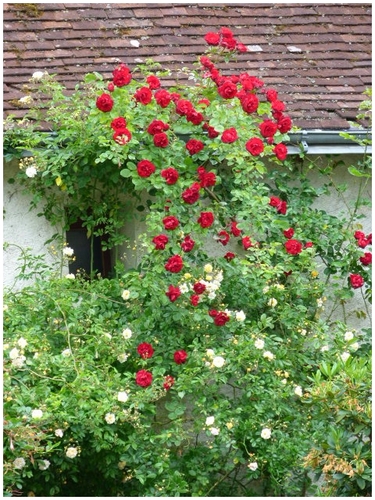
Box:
3;2;372;129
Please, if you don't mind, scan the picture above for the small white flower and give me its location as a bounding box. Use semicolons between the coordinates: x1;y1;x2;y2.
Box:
254;339;264;350
130;39;140;47
180;283;189;294
316;298;324;308
105;412;116;424
17;338;27;349
61;348;71;357
294;385;303;397
206;416;215;426
65;273;75;279
13;457;26;469
117;353;129;363
32;71;46;79
63;246;74;257
33;352;40;359
248;461;258;471
3;304;8;311
281;378;287;384
210;427;220;436
340;351;350;362
55;429;64;438
206;349;215;358
268;298;278;308
12;356;26;368
31;409;43;419
350;342;359;351
104;332;112;340
212;356;225;368
204;263;213;274
65;446;78;459
117;391;129;403
344;331;354;342
263;286;270;294
261;427;272;439
208;291;216;300
19;95;33;105
25;166;38;178
122;328;132;339
122;290;130;301
235;310;246;322
118;461;127;470
38;459;50;470
300;329;307;336
263;351;274;360
321;345;329;352
9;348;20;360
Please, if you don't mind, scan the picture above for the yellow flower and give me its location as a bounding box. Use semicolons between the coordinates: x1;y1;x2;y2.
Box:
311;270;319;278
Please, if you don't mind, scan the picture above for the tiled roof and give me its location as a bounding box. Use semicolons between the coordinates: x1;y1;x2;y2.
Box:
3;3;372;130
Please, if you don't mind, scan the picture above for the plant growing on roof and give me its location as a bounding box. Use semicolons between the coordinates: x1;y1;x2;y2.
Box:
3;26;372;497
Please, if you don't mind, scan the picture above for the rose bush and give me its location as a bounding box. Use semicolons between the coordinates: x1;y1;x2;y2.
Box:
3;27;371;497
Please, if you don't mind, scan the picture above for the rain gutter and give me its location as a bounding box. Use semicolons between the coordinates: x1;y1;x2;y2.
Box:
286;129;372;155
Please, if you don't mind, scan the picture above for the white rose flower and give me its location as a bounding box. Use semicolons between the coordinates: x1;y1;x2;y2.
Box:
321;345;329;352
12;356;26;368
235;310;246;322
63;246;74;257
122;328;132;339
117;353;129;363
300;329;307;336
55;429;64;438
350;342;359;351
212;356;225;368
65;273;75;279
205;416;215;426
344;331;354;341
210;427;220;436
179;283;189;294
261;427;272;439
13;457;26;469
38;459;50;470
65;447;78;459
281;378;287;385
17;338;27;348
25;166;37;178
248;461;258;471
263;351;274;360
294;385;303;397
31;409;43;419
117;391;129;403
61;348;71;357
9;348;20;360
340;351;350;362
263;286;270;294
268;298;278;308
206;349;215;358
254;339;264;350
204;263;213;273
105;412;116;424
32;71;45;79
122;290;130;301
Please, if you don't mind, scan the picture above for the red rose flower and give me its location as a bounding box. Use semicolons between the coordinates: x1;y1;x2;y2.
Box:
187;110;204;125
112;64;132;87
163;216;179;231
349;273;364;288
354;231;366;240
190;294;200;306
198;212;214;228
197;166;216;187
153;132;169;148
305;241;314;248
111;117;127;130
175;99;194;116
240;94;259;114
137;160;156;178
165;255;184;273
204;32;220;45
272;100;286;113
161;167;179;185
96;93;114;112
273;143;288;161
113;128;132;145
209;310;218;318
186;139;204;155
146;74;160;89
220;26;234;37
230;221;242;237
283;228;295;239
198;98;211;106
152;234;169;250
358;237;371;248
135;369;153;387
147;119;170;135
137;342;154;359
218;80;238;99
213;311;230;326
236;43;248;52
218;230;230;246
245;138;264;156
193;282;206;294
269;196;287;214
182;183;200;204
200;56;215;69
277;115;292;133
221;37;236;50
242;236;252;250
163;375;175;390
360;252;372;266
221;128;238;143
174;350;188;364
107;82;115;92
203;123;220;138
259;120;278;138
181;235;195;252
155;89;172;108
166;285;181;302
285;239;303;255
265;89;278;102
134;86;153;105
224;252;236;261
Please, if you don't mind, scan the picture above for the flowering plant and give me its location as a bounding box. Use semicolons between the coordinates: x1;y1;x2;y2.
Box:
3;27;371;497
